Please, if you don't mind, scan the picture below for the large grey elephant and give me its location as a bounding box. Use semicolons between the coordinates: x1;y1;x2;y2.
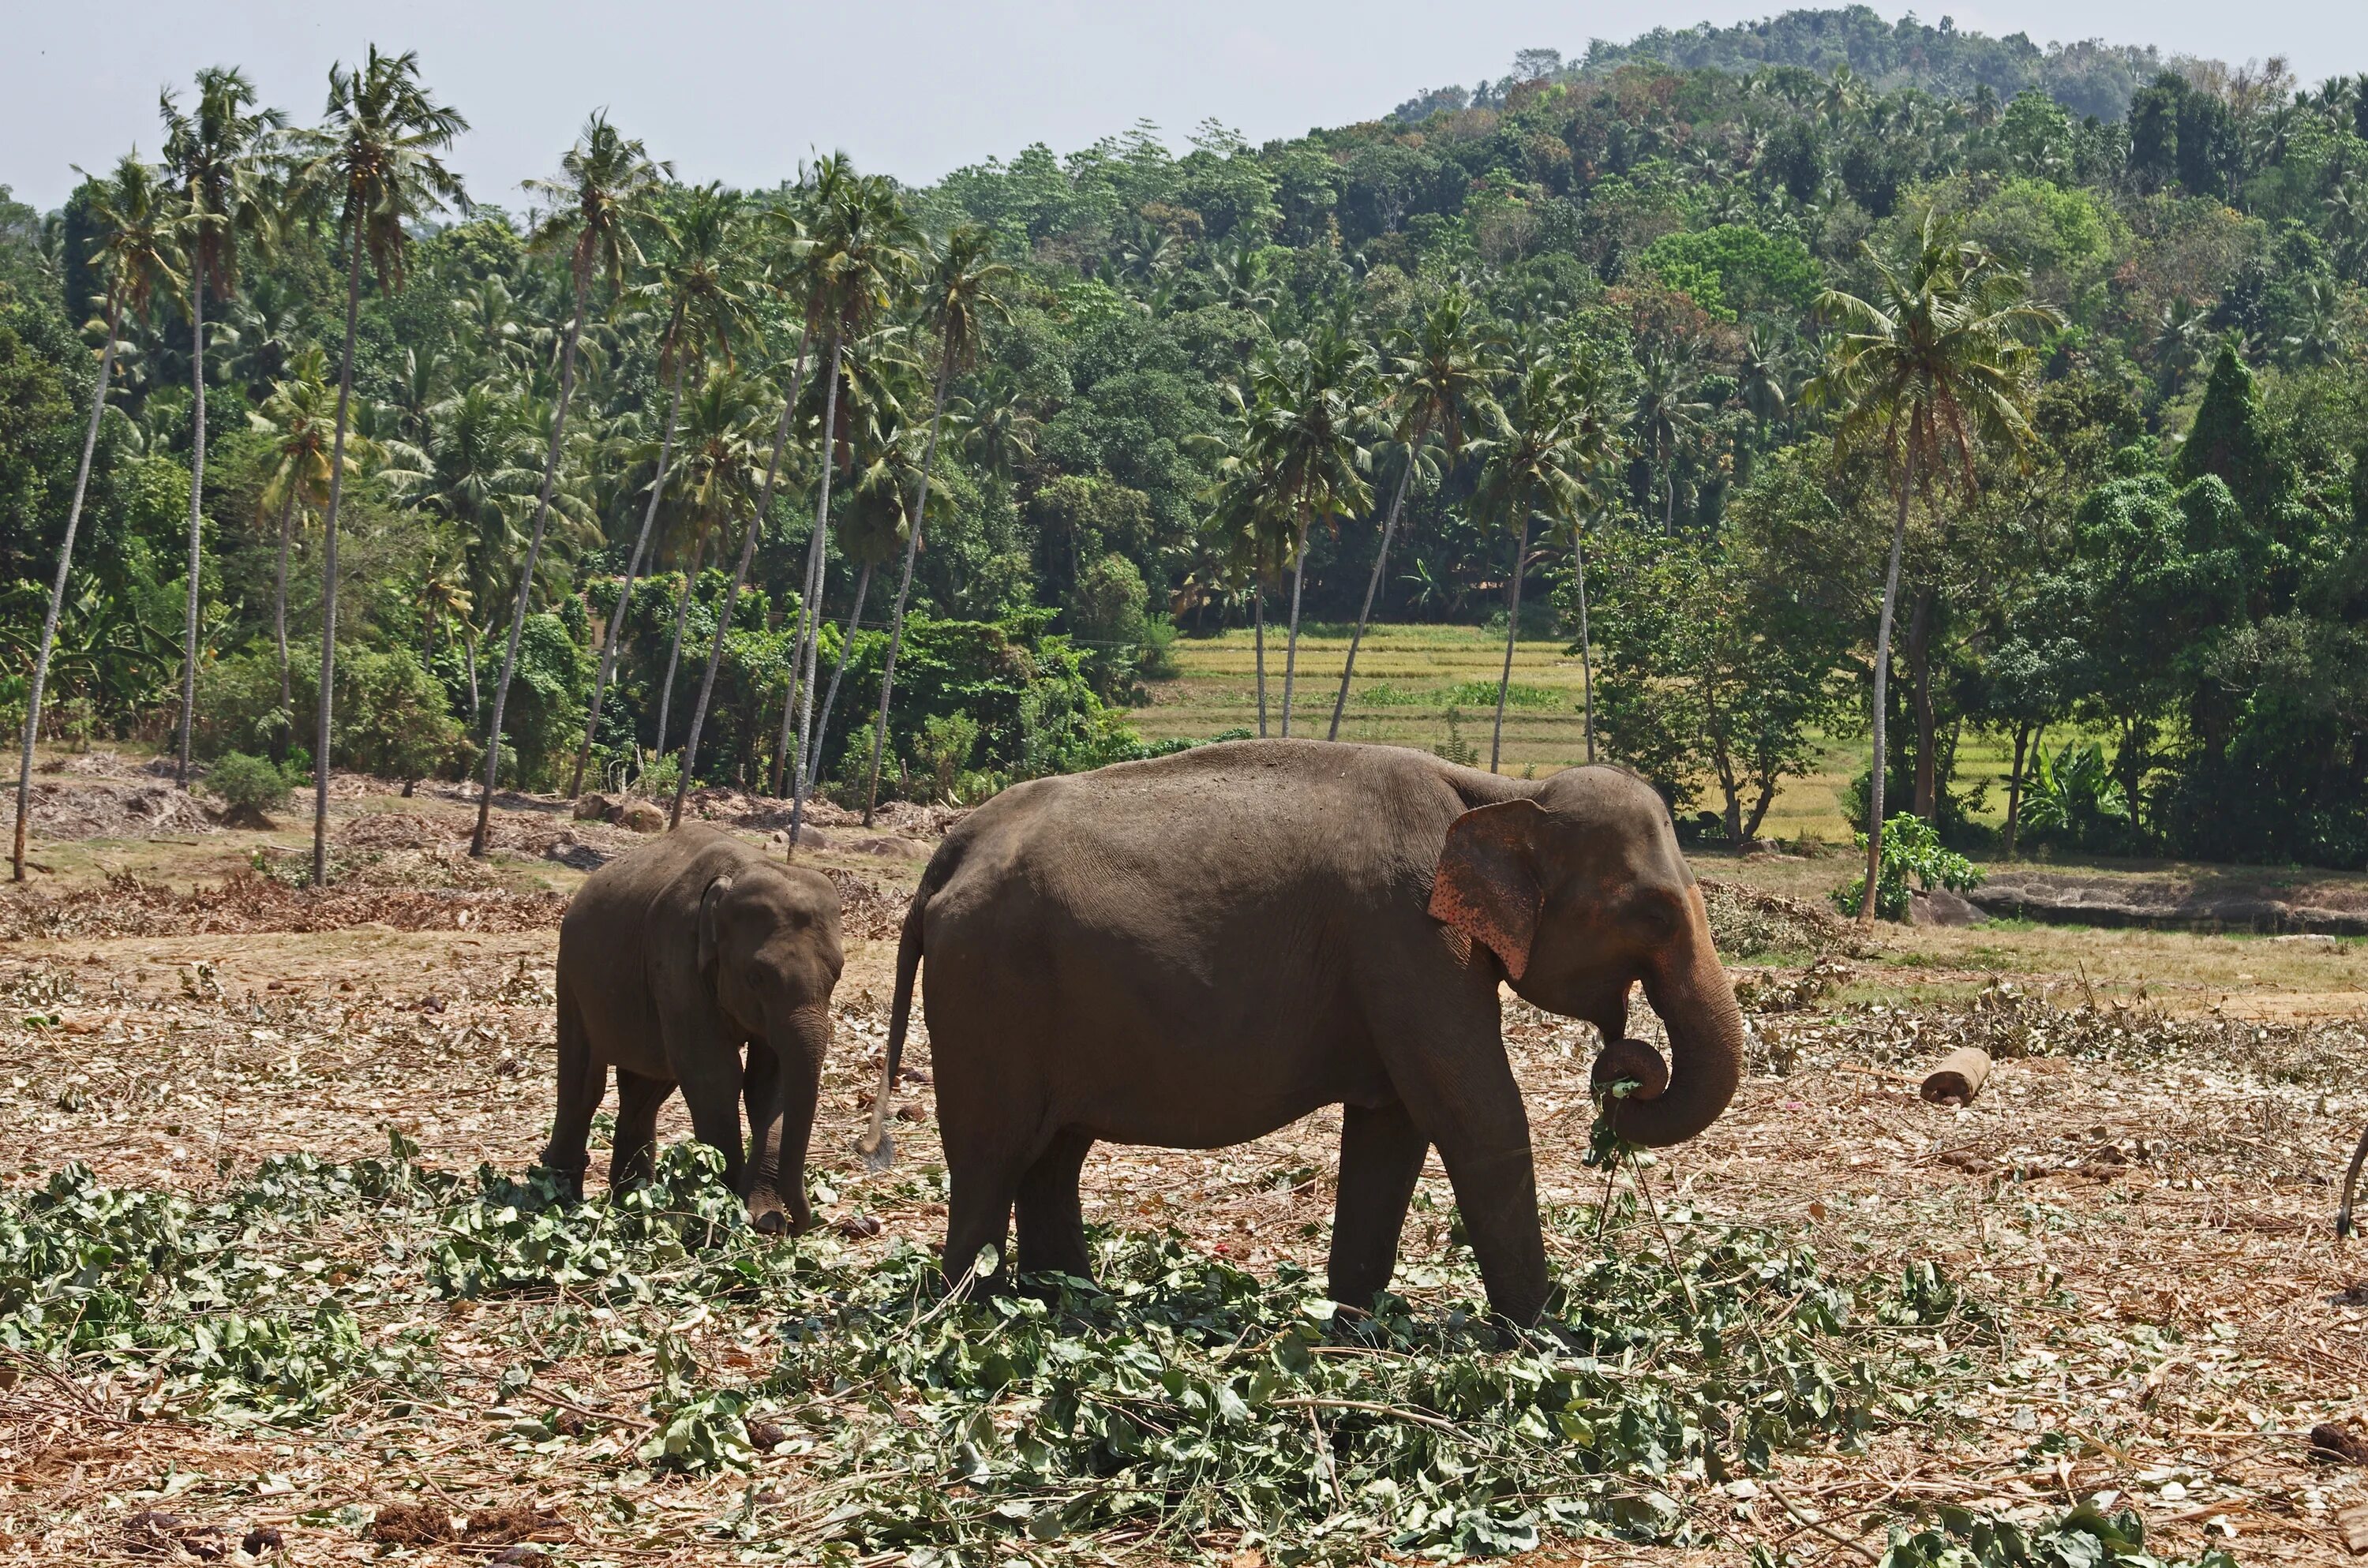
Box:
549;824;843;1233
858;739;1744;1325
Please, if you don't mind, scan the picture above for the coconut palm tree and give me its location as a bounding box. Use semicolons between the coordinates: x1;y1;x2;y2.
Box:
1806;208;2056;926
160;66;285;786
1194;395;1288;735
291;44;468;885
472;114;665;853
808;403;924;788
680;163;836;816
861;223;1011;821
1328;286;1498;740
695;165;912;839
568;183;751;796
250;346;371;720
1244;330;1374;736
13;153;183;882
789;323;917;790
651;370;770;758
1633;340;1710;531
1468;346;1620;771
415;555;473;679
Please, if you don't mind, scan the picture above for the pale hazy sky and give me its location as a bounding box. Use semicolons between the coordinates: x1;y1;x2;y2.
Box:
7;1;2368;214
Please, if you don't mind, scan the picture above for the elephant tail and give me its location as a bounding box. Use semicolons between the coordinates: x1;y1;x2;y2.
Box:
858;874;931;1171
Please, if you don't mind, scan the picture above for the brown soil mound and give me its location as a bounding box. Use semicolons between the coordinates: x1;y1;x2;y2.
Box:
338;810;458;851
679;788;967;838
820;866;909;942
1698;876;1848;958
24;780;215;840
336;810;638;870
0;870;568;940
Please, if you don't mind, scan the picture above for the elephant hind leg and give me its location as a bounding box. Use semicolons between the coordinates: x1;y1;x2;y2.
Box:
542;988;605;1200
1328;1100;1429;1311
1015;1129;1095;1280
942;1144;1028;1293
611;1068;673;1192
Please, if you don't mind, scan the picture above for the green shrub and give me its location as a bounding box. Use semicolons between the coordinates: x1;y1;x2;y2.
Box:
914;713;980;803
2020;739;2133;853
203;751;291;818
196;643;461;783
1834;814;1983;921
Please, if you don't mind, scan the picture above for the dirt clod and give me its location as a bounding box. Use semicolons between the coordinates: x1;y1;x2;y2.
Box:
2313;1422;2368;1465
366;1503;455;1545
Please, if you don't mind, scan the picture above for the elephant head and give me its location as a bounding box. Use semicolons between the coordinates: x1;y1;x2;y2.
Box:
699;865;844;1230
1428;765;1744;1147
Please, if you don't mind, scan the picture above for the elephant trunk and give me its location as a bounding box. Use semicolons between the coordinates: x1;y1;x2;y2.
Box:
757;1001;831;1233
1615;887;1744;1148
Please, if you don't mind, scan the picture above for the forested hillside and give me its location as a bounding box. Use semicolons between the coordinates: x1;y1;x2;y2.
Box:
5;9;2368;876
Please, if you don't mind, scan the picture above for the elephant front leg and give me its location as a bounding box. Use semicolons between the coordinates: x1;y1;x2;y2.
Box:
1328;1101;1428;1311
1372;1006;1551;1327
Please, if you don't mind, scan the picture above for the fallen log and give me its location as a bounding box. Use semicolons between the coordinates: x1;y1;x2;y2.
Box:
1919;1047;1992;1106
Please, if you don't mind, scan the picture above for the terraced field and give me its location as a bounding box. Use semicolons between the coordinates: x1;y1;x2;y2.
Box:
1139;623;2031;844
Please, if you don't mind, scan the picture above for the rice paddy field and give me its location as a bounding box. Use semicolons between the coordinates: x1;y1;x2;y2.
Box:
1137;623;2026;845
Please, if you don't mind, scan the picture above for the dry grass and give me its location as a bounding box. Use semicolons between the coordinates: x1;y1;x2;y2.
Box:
3;743;2367;1562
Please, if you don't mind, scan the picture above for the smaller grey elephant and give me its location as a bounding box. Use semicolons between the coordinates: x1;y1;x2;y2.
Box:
545;824;842;1233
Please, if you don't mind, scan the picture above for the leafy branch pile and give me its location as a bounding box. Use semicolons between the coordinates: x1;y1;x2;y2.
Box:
0;1130;2276;1562
0;1146;444;1420
755;1216;1988;1560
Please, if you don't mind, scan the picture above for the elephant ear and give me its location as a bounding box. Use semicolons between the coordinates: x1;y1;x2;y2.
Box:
697;875;736;979
1428;799;1544;981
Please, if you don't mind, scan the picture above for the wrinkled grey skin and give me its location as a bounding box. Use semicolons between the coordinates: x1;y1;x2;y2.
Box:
548;824;843;1233
860;739;1744;1324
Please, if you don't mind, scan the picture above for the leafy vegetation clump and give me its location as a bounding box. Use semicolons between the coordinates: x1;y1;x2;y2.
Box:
200;749;293;819
7;1132;2271;1562
0;1146;444;1420
1834;814;1983;921
1862;1502;2237;1568
767;1211;1985;1560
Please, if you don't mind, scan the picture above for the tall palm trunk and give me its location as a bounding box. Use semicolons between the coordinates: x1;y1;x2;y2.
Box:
272;485;298;724
461;627;480;720
13;296;120;881
785;338;845;851
862;354;951;823
313;234;365;887
1279;500;1313;737
1572;522;1595;764
176;260;206;785
1906;585;1937;820
570;356;685;797
1327;450;1416;742
1860;443;1917;928
804;561;870;791
473;274;590;855
1252;586;1268;736
1487;505;1532;773
654;536;706;757
676;322;811;820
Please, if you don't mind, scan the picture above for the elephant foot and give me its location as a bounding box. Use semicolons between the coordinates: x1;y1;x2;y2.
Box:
745;1192;810;1238
540;1163;587;1206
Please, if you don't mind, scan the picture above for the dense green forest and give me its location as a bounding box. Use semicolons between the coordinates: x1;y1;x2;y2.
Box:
5;9;2368;882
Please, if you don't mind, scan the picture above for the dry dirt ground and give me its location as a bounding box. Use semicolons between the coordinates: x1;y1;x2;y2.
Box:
4;754;2368;1565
